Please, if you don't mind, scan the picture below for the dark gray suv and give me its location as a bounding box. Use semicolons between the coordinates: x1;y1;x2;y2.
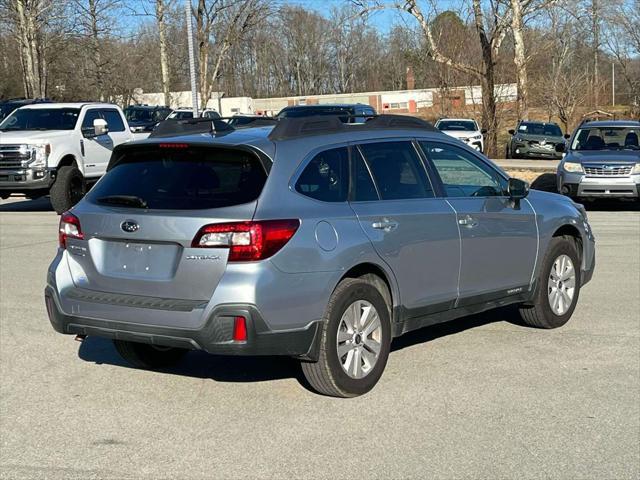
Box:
506;121;567;159
45;115;595;397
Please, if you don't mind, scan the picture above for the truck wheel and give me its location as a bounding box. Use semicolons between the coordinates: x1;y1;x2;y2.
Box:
505;145;511;159
519;236;581;329
301;277;391;397
49;165;85;214
113;340;188;369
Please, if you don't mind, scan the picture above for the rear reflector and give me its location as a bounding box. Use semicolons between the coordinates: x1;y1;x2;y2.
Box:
191;219;300;261
233;316;247;342
59;211;83;248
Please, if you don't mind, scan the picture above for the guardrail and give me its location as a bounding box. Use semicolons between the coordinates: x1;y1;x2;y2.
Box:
492;159;559;171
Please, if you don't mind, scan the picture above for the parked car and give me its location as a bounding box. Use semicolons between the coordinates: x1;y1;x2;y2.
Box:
557;120;640;200
506;121;567;159
434;118;485;152
166;108;220;120
0;102;135;213
0;98;51;122
45;115;595;397
276;103;376;123
124;105;171;133
225;115;277;129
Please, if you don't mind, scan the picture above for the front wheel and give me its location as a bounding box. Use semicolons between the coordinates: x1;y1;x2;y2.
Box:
301;278;391;397
49;165;85;214
519;236;581;329
113;340;188;369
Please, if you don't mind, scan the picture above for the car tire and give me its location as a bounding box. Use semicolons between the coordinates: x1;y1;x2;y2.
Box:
519;236;581;329
49;165;86;214
505;145;511;159
113;340;188;369
301;277;392;398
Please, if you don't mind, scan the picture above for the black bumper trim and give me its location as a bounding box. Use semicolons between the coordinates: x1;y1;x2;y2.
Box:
45;287;321;358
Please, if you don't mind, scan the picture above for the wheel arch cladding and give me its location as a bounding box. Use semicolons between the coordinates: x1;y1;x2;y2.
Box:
340;263;394;317
552;224;583;259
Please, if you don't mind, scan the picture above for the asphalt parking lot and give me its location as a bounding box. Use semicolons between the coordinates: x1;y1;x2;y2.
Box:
0;197;638;480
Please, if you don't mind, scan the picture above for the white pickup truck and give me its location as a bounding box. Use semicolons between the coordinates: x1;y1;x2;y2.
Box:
0;102;135;213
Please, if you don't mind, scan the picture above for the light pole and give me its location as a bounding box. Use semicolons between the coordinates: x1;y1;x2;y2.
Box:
185;0;199;117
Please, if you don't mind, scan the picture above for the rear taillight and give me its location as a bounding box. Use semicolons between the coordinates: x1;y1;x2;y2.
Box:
191;219;300;261
59;211;83;248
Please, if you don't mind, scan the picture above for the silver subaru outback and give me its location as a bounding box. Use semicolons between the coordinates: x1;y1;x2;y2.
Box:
45;115;596;397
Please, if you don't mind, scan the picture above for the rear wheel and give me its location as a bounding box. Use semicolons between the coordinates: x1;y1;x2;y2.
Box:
301;277;391;397
519;236;581;329
505;144;511;159
113;340;188;369
50;165;85;214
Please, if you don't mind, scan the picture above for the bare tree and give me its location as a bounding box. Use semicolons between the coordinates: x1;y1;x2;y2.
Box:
71;0;122;100
358;0;512;156
156;0;171;106
1;0;66;98
193;0;266;110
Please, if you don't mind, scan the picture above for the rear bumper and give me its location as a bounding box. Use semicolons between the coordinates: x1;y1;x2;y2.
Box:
44;286;321;358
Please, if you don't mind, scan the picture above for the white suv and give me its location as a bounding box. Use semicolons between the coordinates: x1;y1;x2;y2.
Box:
0;103;134;213
434;118;485;153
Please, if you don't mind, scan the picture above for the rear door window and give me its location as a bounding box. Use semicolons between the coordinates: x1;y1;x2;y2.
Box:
358;141;434;200
295;147;349;202
87;146;267;210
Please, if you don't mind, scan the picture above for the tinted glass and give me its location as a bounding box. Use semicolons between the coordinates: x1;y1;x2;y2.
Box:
81;110;101;130
518;122;562;136
359;141;433;200
295;147;348;202
420;141;507;198
0;108;80;131
102;109;125;132
87;147;267;210
352;149;378;201
571;126;639;151
437;120;477;131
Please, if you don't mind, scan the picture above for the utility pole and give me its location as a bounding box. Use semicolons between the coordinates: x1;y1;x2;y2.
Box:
185;0;199;117
592;0;600;108
612;62;615;106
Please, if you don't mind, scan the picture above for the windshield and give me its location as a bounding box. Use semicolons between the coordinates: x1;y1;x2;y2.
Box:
517;122;562;137
0;108;80;131
125;108;170;123
437;120;477;132
276;106;353;119
571;126;640;151
0;104;18;122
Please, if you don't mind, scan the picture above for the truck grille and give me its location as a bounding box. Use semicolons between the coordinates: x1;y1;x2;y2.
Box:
0;145;32;170
584;165;633;176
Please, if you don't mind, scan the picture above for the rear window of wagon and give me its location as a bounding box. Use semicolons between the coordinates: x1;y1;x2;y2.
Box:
87;146;268;210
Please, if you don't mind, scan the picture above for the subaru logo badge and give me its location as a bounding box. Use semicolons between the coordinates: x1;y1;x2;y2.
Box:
603;165;614;170
121;220;139;233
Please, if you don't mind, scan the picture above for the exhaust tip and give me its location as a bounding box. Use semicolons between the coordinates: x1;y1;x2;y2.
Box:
74;334;87;342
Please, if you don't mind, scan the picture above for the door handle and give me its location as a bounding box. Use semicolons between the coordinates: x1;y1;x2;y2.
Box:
372;219;398;232
458;215;479;228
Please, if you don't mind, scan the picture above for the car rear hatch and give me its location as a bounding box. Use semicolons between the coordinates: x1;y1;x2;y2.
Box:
63;143;269;301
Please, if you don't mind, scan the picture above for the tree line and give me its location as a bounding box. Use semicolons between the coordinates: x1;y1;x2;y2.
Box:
0;0;638;156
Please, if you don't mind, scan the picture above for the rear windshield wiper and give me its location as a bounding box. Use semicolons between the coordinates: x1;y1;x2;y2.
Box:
96;195;148;208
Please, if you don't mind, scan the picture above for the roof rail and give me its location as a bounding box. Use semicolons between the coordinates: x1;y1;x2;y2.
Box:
149;117;234;138
268;114;437;141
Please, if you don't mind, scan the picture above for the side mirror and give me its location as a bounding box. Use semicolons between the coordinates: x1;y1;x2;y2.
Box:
94;118;108;136
481;128;487;134
508;177;529;200
564;134;571;139
508;129;515;135
555;143;566;153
